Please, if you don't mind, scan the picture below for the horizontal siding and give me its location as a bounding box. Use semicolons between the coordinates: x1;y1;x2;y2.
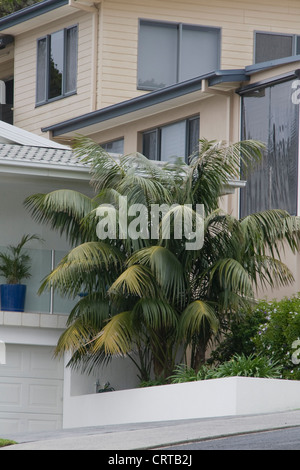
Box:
99;0;300;107
13;10;93;136
11;0;300;134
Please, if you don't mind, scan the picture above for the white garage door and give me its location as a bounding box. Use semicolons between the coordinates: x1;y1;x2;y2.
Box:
0;344;64;434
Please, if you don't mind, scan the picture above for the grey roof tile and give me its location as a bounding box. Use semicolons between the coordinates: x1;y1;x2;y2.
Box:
0;143;87;168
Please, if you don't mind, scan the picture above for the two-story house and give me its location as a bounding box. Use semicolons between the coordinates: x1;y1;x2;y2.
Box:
1;0;300;433
1;0;299;222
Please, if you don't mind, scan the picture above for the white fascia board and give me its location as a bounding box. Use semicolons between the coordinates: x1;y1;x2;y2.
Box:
0;159;90;180
0;120;71;149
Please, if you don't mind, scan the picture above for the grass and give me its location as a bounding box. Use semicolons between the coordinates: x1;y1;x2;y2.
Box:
0;438;17;447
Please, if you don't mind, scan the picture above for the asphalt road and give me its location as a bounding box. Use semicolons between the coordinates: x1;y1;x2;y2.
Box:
166;426;300;450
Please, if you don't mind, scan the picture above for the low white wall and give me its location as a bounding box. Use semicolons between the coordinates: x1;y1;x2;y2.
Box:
236;377;300;415
62;376;300;429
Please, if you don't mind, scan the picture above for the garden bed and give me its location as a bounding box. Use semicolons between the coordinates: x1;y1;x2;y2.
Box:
63;376;300;429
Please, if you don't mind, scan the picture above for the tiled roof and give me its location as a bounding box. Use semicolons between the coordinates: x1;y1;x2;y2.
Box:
0;143;86;168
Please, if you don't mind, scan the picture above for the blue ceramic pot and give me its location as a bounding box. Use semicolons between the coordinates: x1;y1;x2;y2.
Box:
0;284;26;312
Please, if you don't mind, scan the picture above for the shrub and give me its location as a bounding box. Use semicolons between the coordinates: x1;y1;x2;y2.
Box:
252;294;300;380
208;353;282;379
169;364;213;383
139;378;167;387
209;307;267;364
169;353;282;383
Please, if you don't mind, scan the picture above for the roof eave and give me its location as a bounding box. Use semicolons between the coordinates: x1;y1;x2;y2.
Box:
0;0;70;34
43;70;249;138
0;158;90;180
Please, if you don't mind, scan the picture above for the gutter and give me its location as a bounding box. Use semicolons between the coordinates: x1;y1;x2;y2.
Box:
43;70;249;137
0;158;90;180
0;0;69;31
236;69;300;95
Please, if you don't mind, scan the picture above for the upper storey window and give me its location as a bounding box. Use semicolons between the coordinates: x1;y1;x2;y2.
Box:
137;20;221;90
255;31;300;64
36;25;78;105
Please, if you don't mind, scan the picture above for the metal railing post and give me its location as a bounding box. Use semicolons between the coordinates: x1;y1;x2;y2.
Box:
50;249;55;314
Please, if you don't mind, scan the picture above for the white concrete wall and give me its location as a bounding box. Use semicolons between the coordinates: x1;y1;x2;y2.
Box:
62;376;300;429
68;358;140;396
0;172;91;249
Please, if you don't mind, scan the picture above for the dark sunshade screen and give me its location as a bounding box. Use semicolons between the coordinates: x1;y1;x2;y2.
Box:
240;80;299;217
255;33;293;63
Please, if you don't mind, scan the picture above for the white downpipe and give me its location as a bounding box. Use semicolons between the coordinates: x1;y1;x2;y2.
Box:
68;0;100;112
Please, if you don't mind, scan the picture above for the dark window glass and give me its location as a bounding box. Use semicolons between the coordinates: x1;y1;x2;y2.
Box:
187;116;200;156
36;37;47;103
143;116;199;162
5;79;13;106
65;26;78;93
101;138;124;155
37;26;77;104
143;130;158;160
138;20;220;90
297;35;300;55
240;80;299;217
49;30;64;99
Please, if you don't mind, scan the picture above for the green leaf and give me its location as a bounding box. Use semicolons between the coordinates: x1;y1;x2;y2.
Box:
132;298;178;330
92;311;134;356
179;300;219;341
109;264;156;298
128;246;186;303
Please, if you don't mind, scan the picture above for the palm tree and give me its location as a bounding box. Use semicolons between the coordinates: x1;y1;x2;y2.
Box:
24;137;300;380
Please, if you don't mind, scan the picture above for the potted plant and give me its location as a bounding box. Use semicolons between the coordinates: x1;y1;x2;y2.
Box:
0;234;42;312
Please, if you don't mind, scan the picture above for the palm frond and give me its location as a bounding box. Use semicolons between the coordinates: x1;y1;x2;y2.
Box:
54;318;96;358
39;241;124;296
91;311;134;356
241;210;300;258
117;172;173;206
189;139;264;213
251;255;295;290
209;258;254;299
109;264;157;298
132;298;178;330
66;293;111;327
24;190;96;243
128;246;186;304
72;135;126;190
179;300;219;342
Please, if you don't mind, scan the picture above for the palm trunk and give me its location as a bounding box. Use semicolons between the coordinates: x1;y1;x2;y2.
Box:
192;341;206;371
151;330;175;380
